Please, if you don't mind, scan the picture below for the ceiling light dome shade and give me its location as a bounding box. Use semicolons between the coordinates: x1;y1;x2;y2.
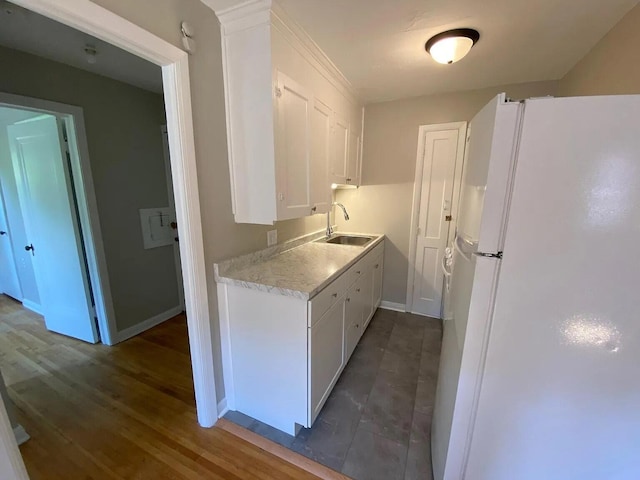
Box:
425;28;480;64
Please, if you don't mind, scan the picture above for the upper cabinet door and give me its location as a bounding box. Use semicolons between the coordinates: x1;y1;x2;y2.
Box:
275;71;313;220
310;99;332;214
346;128;360;186
330;113;349;185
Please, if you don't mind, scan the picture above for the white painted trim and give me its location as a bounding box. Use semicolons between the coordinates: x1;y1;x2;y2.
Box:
161;125;185;311
217;398;229;418
9;0;218;437
21;299;42;316
217;282;236;411
0;395;28;480
405;122;467;314
379;301;406;313
114;305;183;344
12;426;29;446
0;91;119;346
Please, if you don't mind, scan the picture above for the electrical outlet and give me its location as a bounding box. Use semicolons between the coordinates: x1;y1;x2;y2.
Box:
267;229;277;247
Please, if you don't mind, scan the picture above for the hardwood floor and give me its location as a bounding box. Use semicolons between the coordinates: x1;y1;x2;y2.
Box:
0;295;321;479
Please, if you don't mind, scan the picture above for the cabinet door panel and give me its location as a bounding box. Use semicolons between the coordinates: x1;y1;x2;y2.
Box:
373;254;384;309
347;129;360;186
330;113;349;184
361;267;374;331
344;278;363;359
276;72;312;220
309;299;345;424
310;99;331;214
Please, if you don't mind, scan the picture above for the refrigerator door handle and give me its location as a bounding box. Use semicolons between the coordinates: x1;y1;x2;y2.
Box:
441;255;452;278
454;235;474;261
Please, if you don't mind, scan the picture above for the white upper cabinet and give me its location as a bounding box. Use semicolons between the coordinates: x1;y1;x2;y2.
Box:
330;113;349;185
275;72;313;220
310;99;332;214
216;0;363;224
347;127;361;186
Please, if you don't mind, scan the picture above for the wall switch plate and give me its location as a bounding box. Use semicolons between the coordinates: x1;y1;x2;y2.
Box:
267;229;277;247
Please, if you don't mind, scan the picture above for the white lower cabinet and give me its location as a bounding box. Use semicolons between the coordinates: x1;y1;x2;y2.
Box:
309;299;345;423
222;241;384;435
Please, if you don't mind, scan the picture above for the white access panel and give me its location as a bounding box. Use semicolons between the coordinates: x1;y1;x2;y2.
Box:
464;95;640;479
139;207;173;249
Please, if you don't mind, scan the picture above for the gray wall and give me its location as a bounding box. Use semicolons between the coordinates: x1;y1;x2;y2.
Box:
0;45;180;332
558;3;640;96
88;0;328;401
335;80;559;305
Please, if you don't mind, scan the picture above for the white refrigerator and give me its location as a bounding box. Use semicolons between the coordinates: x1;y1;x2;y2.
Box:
431;93;640;480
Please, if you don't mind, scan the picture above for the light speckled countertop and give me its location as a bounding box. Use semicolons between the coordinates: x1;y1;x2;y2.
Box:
214;232;385;300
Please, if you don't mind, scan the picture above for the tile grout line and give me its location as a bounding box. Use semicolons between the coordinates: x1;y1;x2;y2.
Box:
338;312;397;474
402;318;429;479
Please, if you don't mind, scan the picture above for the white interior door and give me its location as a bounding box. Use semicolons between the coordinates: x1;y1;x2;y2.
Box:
161;126;184;310
409;124;466;317
0;182;23;300
8;115;99;343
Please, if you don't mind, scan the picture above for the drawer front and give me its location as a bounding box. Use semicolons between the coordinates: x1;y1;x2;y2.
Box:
309;274;346;327
344;258;365;288
368;242;384;266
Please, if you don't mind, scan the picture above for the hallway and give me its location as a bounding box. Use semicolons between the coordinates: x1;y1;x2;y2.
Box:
0;295;321;479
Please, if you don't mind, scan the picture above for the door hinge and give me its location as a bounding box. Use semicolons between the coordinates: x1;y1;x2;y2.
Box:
275;87;283;98
445;215;452;222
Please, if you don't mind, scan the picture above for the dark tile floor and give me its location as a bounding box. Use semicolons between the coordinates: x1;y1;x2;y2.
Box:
224;308;443;480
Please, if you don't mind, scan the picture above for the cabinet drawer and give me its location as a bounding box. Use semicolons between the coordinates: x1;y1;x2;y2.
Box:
344;259;365;288
368;242;384;265
309;275;346;327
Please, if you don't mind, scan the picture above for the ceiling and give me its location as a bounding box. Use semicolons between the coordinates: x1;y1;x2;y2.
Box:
0;1;162;93
273;0;638;103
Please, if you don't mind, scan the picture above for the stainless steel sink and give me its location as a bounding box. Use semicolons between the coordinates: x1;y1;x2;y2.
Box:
322;235;373;246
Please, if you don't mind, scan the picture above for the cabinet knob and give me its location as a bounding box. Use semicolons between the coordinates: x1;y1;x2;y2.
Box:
346;178;352;182
375;264;379;269
0;231;6;235
356;270;361;274
311;206;317;213
346;298;351;302
331;293;337;298
25;244;34;255
356;288;360;293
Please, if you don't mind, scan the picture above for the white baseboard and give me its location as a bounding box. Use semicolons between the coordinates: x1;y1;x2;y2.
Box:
22;299;42;316
114;305;183;344
379;301;406;313
217;397;229;419
13;424;30;445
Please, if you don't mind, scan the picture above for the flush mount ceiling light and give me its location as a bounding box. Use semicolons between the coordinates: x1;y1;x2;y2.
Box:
425;28;480;65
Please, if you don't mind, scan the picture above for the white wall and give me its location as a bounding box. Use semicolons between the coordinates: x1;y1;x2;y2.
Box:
558;3;640;96
335;80;559;306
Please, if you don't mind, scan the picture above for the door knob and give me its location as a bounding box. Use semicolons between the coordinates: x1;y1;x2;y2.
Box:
0;231;6;235
25;244;34;255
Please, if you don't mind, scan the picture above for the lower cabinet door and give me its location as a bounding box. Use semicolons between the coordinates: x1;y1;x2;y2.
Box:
309;299;345;424
361;267;374;331
373;254;383;308
344;317;359;362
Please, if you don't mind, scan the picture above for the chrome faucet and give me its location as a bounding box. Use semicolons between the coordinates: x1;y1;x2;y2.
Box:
326;202;349;237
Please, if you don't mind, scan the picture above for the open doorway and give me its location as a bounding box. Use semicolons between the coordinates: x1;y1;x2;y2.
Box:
0;0;218;478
